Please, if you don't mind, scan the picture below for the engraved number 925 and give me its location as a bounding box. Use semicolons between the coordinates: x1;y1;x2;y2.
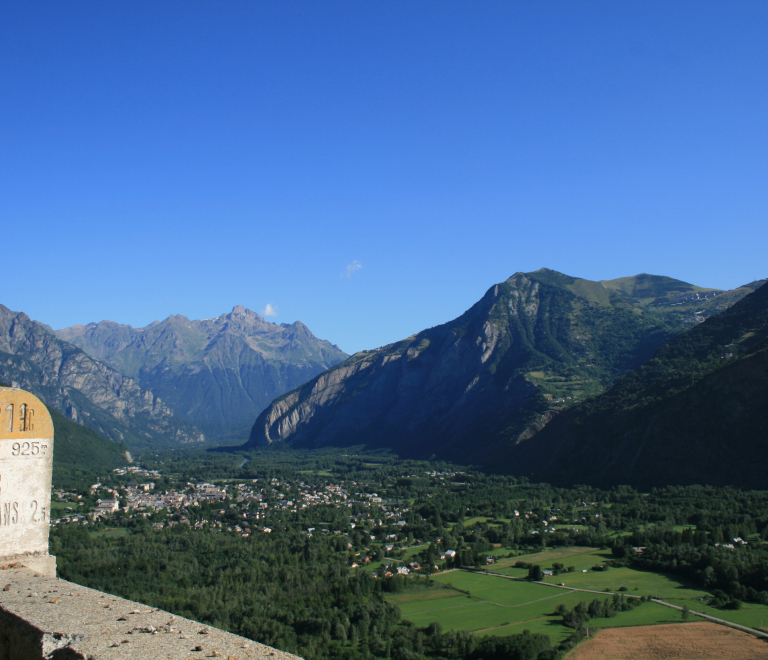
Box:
11;441;45;456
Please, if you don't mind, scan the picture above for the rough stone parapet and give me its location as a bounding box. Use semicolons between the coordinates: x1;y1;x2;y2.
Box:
0;567;301;660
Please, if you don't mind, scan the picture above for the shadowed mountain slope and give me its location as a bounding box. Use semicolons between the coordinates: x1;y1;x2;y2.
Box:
58;306;347;441
245;269;712;461
507;279;768;488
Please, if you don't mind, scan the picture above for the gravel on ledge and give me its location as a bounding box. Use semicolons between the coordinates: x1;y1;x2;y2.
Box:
0;567;303;660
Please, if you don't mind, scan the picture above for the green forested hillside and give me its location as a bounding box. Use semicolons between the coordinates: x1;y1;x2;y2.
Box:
602;273;762;329
48;405;128;490
510;280;768;488
580;278;768;415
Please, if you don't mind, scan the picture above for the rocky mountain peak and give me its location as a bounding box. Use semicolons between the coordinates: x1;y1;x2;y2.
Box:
224;306;264;326
0;305;205;448
56;306;348;441
246;268;759;461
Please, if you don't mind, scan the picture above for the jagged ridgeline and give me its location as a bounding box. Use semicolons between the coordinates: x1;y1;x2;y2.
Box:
509;279;768;488
0;306;205;449
246;269;734;462
57;306;347;442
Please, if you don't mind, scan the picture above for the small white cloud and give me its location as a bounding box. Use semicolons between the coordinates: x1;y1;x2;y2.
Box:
341;260;363;279
262;303;278;317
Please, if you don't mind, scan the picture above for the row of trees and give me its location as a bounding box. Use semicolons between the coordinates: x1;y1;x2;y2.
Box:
52;523;568;660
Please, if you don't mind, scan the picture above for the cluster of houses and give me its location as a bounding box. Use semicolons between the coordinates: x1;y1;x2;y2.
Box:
716;537;749;549
52;470;422;543
54;468;610;559
370;561;429;577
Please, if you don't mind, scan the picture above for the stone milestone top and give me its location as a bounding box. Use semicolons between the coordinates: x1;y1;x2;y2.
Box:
0;567;302;660
0;386;55;576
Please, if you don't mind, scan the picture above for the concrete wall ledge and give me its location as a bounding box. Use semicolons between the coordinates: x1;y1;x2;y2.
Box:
0;567;301;660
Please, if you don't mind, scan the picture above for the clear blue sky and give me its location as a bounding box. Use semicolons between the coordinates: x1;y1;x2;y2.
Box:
2;1;766;354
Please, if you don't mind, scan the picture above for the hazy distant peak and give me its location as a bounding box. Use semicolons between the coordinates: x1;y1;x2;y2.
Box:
66;323;89;331
227;305;263;321
57;319;137;336
54;304;348;440
34;321;57;335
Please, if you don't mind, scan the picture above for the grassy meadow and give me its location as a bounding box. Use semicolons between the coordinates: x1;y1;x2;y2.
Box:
386;570;681;643
387;546;768;641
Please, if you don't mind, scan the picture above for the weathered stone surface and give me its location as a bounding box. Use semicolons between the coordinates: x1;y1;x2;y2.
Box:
0;388;55;576
0;567;301;660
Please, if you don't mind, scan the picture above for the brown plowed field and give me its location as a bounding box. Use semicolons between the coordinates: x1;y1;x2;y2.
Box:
568;622;768;660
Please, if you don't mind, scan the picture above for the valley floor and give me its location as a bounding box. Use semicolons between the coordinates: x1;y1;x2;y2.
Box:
388;545;768;645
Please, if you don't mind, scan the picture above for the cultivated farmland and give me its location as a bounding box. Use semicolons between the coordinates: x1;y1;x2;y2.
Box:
387;570;680;642
490;546;768;632
568;621;768;659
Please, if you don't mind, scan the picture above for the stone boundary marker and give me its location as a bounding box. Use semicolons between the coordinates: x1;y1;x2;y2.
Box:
0;387;56;577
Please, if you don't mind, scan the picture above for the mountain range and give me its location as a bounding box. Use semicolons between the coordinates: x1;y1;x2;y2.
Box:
5;267;764;490
245;269;758;465
1;302;345;456
57;306;347;441
0;305;205;448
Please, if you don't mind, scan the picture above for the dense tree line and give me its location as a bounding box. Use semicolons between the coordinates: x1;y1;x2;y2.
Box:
558;594;646;633
52;524;569;660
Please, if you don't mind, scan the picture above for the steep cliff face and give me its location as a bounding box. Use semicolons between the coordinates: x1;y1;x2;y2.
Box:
246;270;685;460
58;306;347;440
0;306;205;448
507;279;768;488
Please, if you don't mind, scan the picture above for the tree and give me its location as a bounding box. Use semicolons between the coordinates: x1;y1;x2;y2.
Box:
527;564;543;581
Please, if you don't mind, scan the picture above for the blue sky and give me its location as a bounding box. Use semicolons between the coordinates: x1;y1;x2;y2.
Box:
2;1;766;354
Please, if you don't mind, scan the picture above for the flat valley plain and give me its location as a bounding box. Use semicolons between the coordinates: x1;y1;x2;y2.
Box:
52;449;768;660
387;546;768;644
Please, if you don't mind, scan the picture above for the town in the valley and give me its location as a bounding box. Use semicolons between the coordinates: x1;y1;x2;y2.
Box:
51;463;604;577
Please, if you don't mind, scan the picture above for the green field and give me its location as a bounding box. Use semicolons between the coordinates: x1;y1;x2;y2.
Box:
691;600;768;631
51;500;81;513
491;546;604;572
490;547;710;603
448;517;491;529
89;527;130;539
392;546;768;639
388;570;681;642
